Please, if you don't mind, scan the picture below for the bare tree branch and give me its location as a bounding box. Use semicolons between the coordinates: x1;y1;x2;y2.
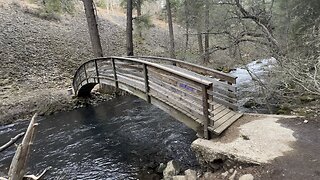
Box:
0;132;25;153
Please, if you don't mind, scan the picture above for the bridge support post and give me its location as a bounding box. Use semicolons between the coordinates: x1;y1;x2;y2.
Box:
202;84;212;139
94;59;100;83
83;63;89;84
143;64;151;103
111;58;119;93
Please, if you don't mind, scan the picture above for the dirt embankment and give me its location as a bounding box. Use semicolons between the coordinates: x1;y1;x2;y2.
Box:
0;1;185;124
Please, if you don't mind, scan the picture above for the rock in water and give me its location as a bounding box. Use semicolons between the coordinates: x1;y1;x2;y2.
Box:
228;170;237;180
163;160;181;180
172;175;186;180
184;169;197;180
239;174;254;180
156;162;166;173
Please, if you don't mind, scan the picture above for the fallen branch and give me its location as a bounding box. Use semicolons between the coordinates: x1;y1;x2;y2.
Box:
23;166;50;180
0;132;25;153
8;113;39;180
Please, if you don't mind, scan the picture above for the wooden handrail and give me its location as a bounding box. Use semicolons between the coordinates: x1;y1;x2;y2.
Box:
132;56;237;84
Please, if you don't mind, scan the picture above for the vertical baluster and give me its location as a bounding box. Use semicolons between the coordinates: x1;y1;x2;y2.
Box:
202;84;211;139
208;85;214;126
143;64;151;103
83;63;89;83
94;59;100;83
111;58;119;91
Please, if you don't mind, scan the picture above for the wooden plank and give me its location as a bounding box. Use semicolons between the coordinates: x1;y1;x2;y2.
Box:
116;68;143;78
149;87;204;120
213;86;236;98
210;105;226;117
149;96;202;132
149;66;203;92
213;113;243;135
212;96;238;110
210;91;237;103
167;64;236;92
116;63;143;71
151;93;201;121
117;74;145;91
99;69;113;76
148;76;203;105
149;86;203;118
148;81;203;111
116;71;144;82
212;108;231;121
148;67;203;95
213;111;236;128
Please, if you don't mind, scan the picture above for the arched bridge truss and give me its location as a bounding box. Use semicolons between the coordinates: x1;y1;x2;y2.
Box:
73;56;243;139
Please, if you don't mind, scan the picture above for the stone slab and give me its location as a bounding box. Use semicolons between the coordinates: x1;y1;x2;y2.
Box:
192;114;297;165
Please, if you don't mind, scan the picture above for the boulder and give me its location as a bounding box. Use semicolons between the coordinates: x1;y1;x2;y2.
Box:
163;160;180;180
228;170;237;180
172;175;186;180
184;169;197;180
156;162;166;173
239;174;254;180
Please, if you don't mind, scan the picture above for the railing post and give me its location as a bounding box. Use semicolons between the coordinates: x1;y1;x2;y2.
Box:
202;84;211;139
111;58;119;91
143;63;151;103
94;59;100;83
83;63;89;83
208;85;214;126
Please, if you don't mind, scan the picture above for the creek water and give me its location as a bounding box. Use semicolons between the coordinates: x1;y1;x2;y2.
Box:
230;58;276;113
0;96;198;179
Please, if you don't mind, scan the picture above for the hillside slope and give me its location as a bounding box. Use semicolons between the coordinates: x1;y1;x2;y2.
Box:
0;1;185;123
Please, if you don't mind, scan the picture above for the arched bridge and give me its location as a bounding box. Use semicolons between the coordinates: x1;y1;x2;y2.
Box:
72;56;243;139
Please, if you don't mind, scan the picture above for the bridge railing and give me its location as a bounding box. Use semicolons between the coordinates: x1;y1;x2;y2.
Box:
73;57;220;138
132;56;238;111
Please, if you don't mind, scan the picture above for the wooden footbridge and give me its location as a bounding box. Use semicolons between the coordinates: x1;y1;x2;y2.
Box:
72;56;243;139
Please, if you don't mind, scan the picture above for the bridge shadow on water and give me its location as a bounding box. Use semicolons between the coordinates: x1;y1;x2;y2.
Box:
0;95;199;179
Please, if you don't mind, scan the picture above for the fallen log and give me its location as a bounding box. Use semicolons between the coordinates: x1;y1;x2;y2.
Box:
8;113;39;180
0;132;25;153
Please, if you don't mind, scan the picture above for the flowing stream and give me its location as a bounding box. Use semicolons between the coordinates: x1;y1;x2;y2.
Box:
230;58;276;113
0;96;198;179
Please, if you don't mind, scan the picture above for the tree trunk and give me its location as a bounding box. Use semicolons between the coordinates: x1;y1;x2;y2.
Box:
184;0;189;51
127;0;134;56
204;0;210;64
166;0;176;58
136;0;142;39
197;30;204;61
83;0;104;57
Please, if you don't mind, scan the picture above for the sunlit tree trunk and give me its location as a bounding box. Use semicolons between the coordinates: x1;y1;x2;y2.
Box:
127;0;134;56
204;0;210;64
136;0;142;39
83;0;103;57
166;0;176;58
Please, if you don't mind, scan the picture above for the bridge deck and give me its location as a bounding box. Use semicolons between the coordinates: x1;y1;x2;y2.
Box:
159;64;243;135
73;56;243;138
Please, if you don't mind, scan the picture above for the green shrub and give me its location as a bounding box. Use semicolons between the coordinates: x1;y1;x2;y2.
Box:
96;0;107;9
44;0;62;14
